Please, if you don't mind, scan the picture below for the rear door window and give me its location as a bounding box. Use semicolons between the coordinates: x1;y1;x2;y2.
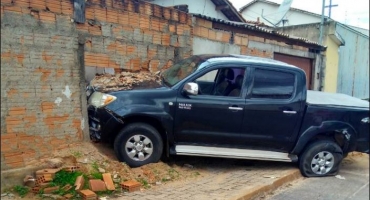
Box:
251;68;295;99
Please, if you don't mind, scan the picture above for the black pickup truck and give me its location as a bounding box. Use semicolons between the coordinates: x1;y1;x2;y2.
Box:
87;54;369;177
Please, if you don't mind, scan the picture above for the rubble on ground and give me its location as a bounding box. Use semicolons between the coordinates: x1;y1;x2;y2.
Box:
90;71;162;92
7;142;202;199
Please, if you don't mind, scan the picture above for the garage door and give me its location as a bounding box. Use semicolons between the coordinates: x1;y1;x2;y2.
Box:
274;53;313;89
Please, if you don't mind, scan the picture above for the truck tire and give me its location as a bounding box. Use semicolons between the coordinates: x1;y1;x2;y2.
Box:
114;123;163;168
299;140;343;177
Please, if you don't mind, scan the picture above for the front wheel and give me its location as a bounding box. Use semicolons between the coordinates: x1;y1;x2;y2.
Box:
299;140;343;177
114;123;163;168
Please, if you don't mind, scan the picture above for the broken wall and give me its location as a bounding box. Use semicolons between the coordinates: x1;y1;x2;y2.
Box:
81;0;193;82
0;0;193;171
1;0;89;170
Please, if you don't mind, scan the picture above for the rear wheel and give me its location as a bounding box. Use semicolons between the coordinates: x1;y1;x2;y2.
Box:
114;123;163;167
299;140;343;177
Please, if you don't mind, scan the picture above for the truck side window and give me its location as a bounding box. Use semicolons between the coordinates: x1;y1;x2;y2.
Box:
252;69;295;99
194;67;245;97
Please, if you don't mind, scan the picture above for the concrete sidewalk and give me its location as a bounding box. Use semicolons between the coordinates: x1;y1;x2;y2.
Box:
115;158;302;200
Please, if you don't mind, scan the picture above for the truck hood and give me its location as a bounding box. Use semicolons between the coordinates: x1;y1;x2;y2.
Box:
307;90;369;109
105;87;177;112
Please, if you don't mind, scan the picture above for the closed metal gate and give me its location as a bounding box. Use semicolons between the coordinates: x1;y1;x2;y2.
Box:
274;53;313;89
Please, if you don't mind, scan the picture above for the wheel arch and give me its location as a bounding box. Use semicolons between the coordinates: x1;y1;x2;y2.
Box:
291;121;357;155
112;114;170;157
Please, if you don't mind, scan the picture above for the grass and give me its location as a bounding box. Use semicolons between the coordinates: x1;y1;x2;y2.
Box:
136;178;151;189
168;168;179;179
71;151;82;158
13;185;29;198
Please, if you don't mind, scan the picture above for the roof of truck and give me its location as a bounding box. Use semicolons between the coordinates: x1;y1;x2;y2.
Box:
195;54;300;70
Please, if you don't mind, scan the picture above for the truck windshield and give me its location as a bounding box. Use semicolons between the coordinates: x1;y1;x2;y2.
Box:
161;56;205;87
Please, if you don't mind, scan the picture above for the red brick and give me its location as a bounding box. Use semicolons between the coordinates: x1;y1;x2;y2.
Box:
43;186;59;194
85;6;94;19
89;179;106;192
152;4;162;18
150;17;160;31
30;0;46;10
4;6;23;13
39;11;55;22
46;0;61;14
102;173;115;191
14;0;30;8
161;34;170;46
163;7;171;20
88;25;101;35
179;12;187;24
128;12;139;27
121;180;141;192
106;8;118;24
61;0;73;16
139;15;150;29
1;0;12;5
118;11;129;26
79;189;97;199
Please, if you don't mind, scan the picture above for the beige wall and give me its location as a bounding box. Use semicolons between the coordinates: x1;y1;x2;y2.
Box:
323;36;339;93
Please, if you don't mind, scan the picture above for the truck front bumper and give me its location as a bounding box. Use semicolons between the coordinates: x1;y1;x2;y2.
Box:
88;105;122;142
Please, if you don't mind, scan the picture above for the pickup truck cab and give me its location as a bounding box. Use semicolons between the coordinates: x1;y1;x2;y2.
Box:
87;54;369;177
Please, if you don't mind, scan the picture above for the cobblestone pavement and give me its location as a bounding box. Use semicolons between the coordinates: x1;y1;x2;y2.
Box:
114;156;298;200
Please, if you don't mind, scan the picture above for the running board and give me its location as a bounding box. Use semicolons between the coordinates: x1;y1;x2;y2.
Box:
175;145;295;162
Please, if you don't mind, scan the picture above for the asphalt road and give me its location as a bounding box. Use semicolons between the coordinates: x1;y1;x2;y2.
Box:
266;153;369;200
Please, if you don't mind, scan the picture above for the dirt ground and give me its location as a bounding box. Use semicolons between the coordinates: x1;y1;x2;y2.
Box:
3;141;209;199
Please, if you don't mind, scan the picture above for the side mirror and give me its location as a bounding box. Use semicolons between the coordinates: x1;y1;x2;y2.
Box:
183;82;199;96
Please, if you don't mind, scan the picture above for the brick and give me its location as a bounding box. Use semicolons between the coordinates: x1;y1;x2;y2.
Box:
61;0;73;16
4;6;23;13
128;12;139;27
63;166;80;172
46;0;61;14
64;194;73;199
152;4;162;18
200;27;208;38
43;186;59;194
153;32;161;45
89;179;106;192
85;6;94;19
79;189;97;199
102;173;115;191
139;15;150;29
36;168;61;178
118;12;129;26
61;184;72;192
163;7;171;20
74;175;84;190
14;0;30;8
179;12;187;24
121;180;141;192
106;8;118;24
30;0;46;10
171;9;179;21
39;11;55;22
161;34;170;46
88;25;101;35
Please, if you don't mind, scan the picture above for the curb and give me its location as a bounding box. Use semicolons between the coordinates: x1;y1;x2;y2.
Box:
1;165;45;192
233;169;302;200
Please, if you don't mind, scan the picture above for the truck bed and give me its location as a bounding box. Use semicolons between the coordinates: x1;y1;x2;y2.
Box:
307;90;369;108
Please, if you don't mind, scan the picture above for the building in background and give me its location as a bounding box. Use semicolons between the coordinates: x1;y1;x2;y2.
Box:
144;0;246;22
260;6;369;99
239;0;323;27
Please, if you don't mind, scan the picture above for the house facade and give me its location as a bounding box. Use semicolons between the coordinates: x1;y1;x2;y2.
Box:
277;21;369;99
239;0;322;27
144;0;245;22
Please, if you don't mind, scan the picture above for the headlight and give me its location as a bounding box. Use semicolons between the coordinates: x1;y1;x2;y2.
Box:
88;92;117;108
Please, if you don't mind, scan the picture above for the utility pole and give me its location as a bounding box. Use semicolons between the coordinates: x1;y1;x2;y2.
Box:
324;0;338;18
319;0;325;45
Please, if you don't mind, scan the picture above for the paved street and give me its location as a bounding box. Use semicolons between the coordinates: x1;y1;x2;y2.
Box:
266;153;369;200
114;156;299;200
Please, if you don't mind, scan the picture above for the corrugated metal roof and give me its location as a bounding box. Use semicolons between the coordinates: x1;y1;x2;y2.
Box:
209;0;246;22
193;14;326;49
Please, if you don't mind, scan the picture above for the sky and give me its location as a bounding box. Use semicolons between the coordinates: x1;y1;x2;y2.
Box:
229;0;369;29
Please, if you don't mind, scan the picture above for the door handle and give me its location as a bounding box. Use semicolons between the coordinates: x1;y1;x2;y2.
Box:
283;110;297;114
229;107;243;111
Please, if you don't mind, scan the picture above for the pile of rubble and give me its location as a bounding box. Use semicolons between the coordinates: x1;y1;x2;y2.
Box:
17;158;143;199
90;71;162;92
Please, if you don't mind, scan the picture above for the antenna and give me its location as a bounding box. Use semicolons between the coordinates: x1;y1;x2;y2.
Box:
261;0;294;27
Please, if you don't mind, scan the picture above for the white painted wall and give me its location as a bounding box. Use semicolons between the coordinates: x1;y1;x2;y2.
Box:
150;0;229;20
240;2;321;27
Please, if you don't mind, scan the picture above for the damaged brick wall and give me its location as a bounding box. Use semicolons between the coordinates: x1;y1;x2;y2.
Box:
79;0;192;80
0;0;193;171
0;0;88;170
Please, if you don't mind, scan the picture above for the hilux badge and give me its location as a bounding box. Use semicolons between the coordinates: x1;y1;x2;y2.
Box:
179;103;192;110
